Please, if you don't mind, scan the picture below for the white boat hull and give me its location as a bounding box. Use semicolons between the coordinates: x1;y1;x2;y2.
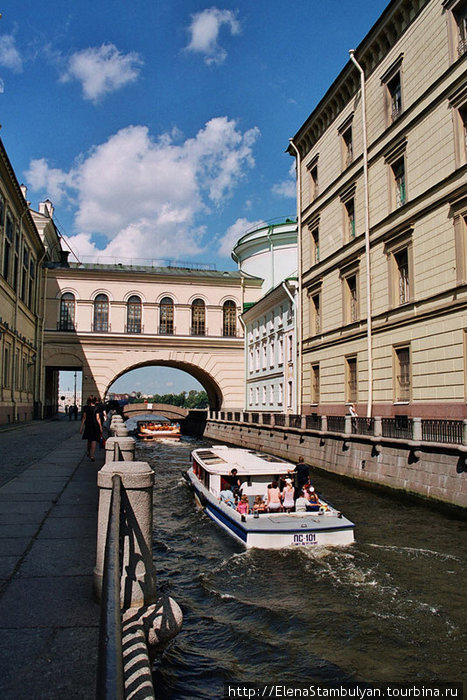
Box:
186;468;354;549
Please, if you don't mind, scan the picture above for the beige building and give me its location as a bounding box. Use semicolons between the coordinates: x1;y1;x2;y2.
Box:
43;261;262;410
289;0;467;419
0;138;61;424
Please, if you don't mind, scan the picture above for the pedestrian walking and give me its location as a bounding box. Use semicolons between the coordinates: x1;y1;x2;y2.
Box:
79;396;102;461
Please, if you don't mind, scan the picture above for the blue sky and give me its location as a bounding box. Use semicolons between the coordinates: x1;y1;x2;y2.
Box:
2;0;389;271
2;0;389;394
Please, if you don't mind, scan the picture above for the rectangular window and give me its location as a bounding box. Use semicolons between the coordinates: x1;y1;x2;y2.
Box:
311;364;320;404
269;384;274;405
346;356;357;403
342;125;353;167
249;387;253;406
255;386;259;405
3;215;13;281
345;198;356;239
21;246;29;303
310;225;319;265
278;382;283;405
310;165;318;200
288;334;294;362
311;293;321;335
392;157;406;207
395;346;411;402
381;55;404;126
262;386;267;405
388;72;402;122
287;380;293;408
278;336;284;365
395;248;410;304
262;343;267;369
345;274;359;323
269;339;275;367
454;0;467;56
249;349;254;373
3;345;10;388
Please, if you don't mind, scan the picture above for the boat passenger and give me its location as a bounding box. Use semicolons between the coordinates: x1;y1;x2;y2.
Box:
227;468;242;497
295;489;310;513
236;494;249;515
266;481;282;512
219;488;235;508
252;495;267;513
281;478;295;512
288;456;311;492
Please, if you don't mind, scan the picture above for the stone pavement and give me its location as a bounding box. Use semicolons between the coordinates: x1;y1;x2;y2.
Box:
0;416;105;699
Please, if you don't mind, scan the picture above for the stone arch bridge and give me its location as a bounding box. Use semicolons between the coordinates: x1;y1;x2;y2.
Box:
122;403;188;420
42;261;262;413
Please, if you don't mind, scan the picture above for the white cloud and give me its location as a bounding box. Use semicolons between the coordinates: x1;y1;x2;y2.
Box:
26;118;260;262
217;217;265;258
272;162;296;199
0;34;23;72
60;43;142;101
186;8;240;65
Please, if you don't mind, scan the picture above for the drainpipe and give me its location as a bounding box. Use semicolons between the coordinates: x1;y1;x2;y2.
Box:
288;138;302;416
239;274;248;412
282;281;298;414
349;50;373;419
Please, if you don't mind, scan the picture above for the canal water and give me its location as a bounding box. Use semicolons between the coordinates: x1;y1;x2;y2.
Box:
135;435;466;699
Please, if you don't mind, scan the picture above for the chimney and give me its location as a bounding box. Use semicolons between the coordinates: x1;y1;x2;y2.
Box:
59;250;70;267
39;199;54;218
20;184;28;200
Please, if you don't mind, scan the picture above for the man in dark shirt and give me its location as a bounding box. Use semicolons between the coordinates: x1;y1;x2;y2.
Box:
227;468;242;498
288;456;311;493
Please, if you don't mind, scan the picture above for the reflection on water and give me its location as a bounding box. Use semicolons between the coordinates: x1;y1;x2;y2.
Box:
137;437;466;699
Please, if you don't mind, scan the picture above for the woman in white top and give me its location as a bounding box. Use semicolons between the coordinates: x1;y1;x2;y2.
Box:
281;478;295;512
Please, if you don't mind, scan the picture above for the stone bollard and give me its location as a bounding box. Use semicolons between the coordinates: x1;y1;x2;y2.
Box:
94;461;183;652
105;436;136;463
115;425;129;437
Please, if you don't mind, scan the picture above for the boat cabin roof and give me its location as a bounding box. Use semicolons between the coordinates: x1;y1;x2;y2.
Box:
192;445;293;476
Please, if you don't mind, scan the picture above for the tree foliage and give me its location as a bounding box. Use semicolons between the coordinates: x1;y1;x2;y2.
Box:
128;390;208;409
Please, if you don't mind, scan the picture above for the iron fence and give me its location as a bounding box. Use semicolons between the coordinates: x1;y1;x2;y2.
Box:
327;415;346;433
306;414;322;430
289;414;302;428
251;413;259;424
382;416;413;440
262;413;271;425
422;419;463;445
274;414;286;427
353;417;375;436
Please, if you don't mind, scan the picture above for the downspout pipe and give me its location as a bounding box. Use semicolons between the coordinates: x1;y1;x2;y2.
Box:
349;50;373;419
288;139;302;416
239;274;248;412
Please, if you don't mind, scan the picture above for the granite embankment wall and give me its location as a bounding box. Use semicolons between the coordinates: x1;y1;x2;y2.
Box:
203;419;467;509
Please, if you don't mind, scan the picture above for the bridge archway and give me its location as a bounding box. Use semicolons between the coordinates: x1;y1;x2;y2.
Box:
106;359;223;410
122;404;189;420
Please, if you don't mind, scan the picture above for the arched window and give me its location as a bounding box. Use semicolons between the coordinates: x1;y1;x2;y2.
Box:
59;292;75;331
93;294;109;332
191;298;205;336
223;300;236;336
159;297;174;335
127;295;142;333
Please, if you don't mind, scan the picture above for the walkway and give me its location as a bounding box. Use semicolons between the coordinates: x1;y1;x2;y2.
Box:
0;416;104;699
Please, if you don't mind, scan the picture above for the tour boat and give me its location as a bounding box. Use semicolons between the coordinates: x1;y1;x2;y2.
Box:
137;419;181;439
185;445;354;549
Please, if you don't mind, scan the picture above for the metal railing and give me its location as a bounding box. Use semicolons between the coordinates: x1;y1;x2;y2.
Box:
306;414;322;430
289;414;302;429
382;416;413;440
213;412;465;446
96;474;125;700
422;419;463;444
353;416;375;436
327;415;346;433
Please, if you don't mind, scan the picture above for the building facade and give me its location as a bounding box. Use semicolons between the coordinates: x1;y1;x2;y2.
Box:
242;280;298;414
232;219;299;413
43;261;263;411
289;0;467;419
0;139;61;424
